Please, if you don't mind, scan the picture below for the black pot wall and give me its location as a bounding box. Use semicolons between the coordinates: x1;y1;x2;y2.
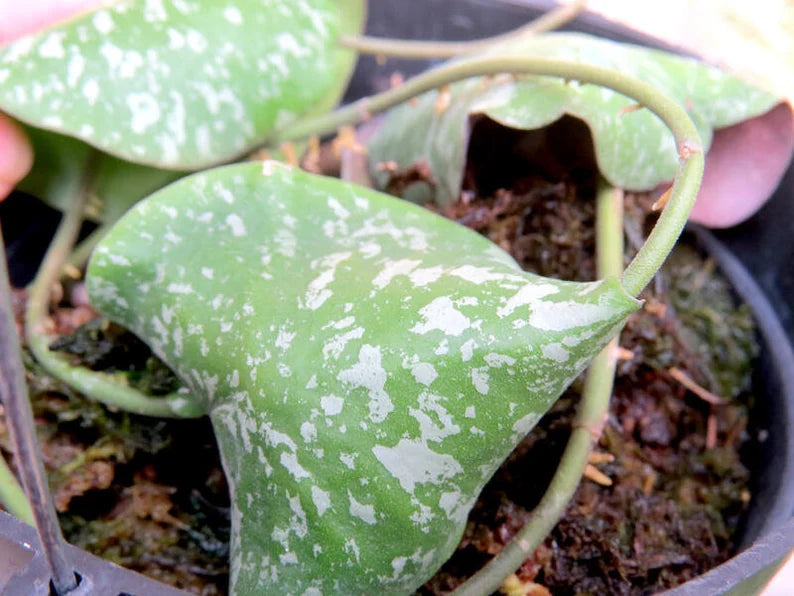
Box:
1;1;793;593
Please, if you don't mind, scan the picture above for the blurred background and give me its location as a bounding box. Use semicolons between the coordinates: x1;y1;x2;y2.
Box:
569;0;794;103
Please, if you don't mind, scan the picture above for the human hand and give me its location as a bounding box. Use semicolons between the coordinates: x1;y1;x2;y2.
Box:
0;0;102;200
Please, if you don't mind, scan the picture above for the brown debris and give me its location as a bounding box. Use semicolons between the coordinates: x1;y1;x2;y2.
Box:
618;103;644;116
279;142;298;166
588;451;615;465
669;367;728;405
583;463;613;486
652;186;673;211
434;85;451;114
500;573;551;596
54;460;115;512
706;411;718;449
614;346;635;361
644;299;668;317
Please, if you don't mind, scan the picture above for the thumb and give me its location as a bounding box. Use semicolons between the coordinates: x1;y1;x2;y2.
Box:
0;114;33;201
0;0;106;45
0;0;105;199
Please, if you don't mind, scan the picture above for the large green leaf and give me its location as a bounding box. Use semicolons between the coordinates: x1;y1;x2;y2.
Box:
368;32;780;207
0;0;364;170
86;162;638;594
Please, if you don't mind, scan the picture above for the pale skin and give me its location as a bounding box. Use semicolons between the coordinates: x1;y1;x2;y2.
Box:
0;0;788;227
0;0;103;199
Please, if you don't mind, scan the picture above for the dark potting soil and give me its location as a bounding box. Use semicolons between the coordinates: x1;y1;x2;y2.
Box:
1;141;758;595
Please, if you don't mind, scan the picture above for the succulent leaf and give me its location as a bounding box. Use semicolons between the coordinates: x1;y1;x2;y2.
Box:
86;162;638;594
367;33;780;207
0;0;364;170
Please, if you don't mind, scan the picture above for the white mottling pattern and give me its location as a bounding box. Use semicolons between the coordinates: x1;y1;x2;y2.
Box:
372;439;463;494
348;491;377;525
38;32;66;59
337;345;392;423
300;422;317;443
541;342;570;362
311;486;331;516
303;252;350;311
322;326;364;360
471;367;490;395
320;394;344;416
127;92;161;134
411;296;471;337
371;258;420;290
92;10;115;34
167;282;192;294
410;361;437;387
226;213;247;237
223;6;243;25
496;282;559;318
449;265;511;284
529;297;623;332
339;452;357;470
66;54;85;87
279;452;310;481
82;79;100;105
484;353;516;368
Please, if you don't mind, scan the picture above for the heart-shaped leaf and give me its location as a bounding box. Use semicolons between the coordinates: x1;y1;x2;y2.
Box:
367;32;781;207
0;0;364;170
86;162;639;594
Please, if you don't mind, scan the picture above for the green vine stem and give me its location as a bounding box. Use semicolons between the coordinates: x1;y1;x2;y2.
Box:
0;454;33;524
451;180;625;596
24;158;204;419
339;1;586;59
64;221;110;275
276;55;704;296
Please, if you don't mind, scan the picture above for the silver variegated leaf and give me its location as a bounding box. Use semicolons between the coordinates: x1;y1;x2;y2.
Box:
86;162;638;594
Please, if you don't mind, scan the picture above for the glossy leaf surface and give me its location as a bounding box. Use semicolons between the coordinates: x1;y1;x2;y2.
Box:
0;0;364;170
368;33;780;207
86;162;639;594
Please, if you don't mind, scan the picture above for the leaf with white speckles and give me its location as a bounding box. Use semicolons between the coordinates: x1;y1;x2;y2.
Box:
367;32;782;207
86;162;639;594
0;0;364;169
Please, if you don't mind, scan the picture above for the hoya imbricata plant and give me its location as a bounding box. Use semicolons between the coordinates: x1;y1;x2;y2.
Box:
0;2;789;595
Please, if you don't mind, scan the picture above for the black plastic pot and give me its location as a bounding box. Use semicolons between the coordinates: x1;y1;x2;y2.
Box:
1;1;793;594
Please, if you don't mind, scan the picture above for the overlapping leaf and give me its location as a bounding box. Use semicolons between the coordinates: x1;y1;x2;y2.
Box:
0;0;364;170
367;33;781;207
87;162;638;594
17;127;182;223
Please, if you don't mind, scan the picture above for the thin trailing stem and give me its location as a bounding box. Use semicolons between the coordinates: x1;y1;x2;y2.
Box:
339;1;586;59
64;221;110;275
276;55;703;296
0;233;34;526
451;179;625;596
24;156;203;419
0;228;75;591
